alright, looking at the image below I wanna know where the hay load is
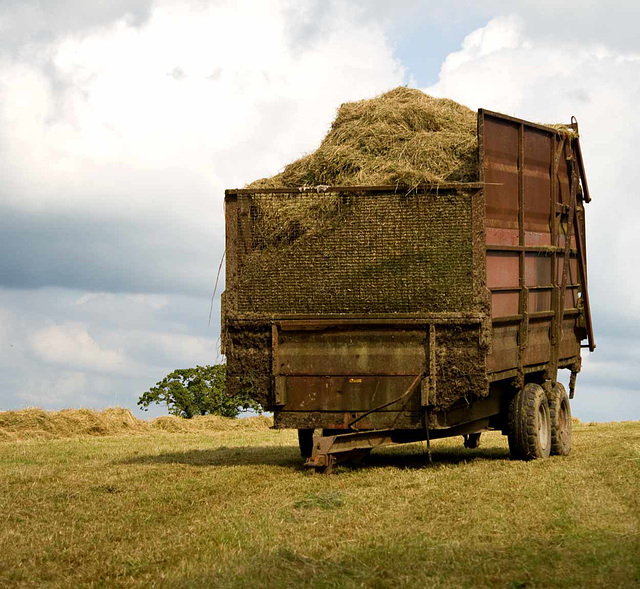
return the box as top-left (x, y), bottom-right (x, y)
top-left (242, 87), bottom-right (479, 257)
top-left (249, 87), bottom-right (478, 189)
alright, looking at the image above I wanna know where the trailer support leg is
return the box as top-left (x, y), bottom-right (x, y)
top-left (425, 409), bottom-right (433, 464)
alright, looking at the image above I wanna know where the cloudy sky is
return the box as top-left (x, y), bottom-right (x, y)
top-left (1, 0), bottom-right (638, 421)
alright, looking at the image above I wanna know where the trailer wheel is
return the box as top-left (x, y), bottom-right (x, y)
top-left (298, 429), bottom-right (314, 458)
top-left (507, 383), bottom-right (551, 460)
top-left (548, 383), bottom-right (572, 456)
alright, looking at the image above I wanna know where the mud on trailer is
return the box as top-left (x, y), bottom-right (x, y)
top-left (221, 110), bottom-right (595, 472)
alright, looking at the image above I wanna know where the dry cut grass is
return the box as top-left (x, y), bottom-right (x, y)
top-left (1, 418), bottom-right (639, 588)
top-left (0, 407), bottom-right (270, 441)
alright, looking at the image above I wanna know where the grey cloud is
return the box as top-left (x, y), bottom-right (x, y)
top-left (0, 209), bottom-right (222, 297)
top-left (0, 286), bottom-right (219, 413)
top-left (490, 0), bottom-right (640, 53)
top-left (359, 0), bottom-right (640, 55)
top-left (168, 66), bottom-right (186, 80)
top-left (0, 0), bottom-right (153, 54)
top-left (570, 385), bottom-right (640, 422)
top-left (0, 0), bottom-right (406, 418)
top-left (564, 88), bottom-right (591, 105)
top-left (554, 327), bottom-right (640, 421)
top-left (207, 67), bottom-right (223, 81)
top-left (282, 1), bottom-right (339, 52)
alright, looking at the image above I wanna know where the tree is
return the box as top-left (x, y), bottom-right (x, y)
top-left (138, 364), bottom-right (261, 418)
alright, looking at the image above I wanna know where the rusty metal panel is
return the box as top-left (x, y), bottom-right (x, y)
top-left (524, 253), bottom-right (552, 286)
top-left (487, 251), bottom-right (519, 288)
top-left (556, 137), bottom-right (573, 207)
top-left (486, 227), bottom-right (519, 246)
top-left (556, 256), bottom-right (578, 284)
top-left (564, 286), bottom-right (579, 310)
top-left (491, 291), bottom-right (519, 317)
top-left (277, 328), bottom-right (427, 376)
top-left (523, 318), bottom-right (551, 365)
top-left (274, 409), bottom-right (423, 431)
top-left (487, 323), bottom-right (519, 373)
top-left (272, 324), bottom-right (427, 417)
top-left (528, 289), bottom-right (552, 313)
top-left (559, 318), bottom-right (580, 359)
top-left (483, 117), bottom-right (519, 230)
top-left (480, 109), bottom-right (593, 380)
top-left (523, 127), bottom-right (552, 242)
top-left (282, 375), bottom-right (423, 412)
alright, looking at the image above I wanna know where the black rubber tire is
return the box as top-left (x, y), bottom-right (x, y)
top-left (507, 383), bottom-right (551, 460)
top-left (298, 429), bottom-right (314, 459)
top-left (463, 433), bottom-right (482, 449)
top-left (548, 382), bottom-right (572, 456)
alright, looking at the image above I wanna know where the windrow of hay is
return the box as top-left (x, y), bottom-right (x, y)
top-left (248, 87), bottom-right (478, 189)
top-left (149, 414), bottom-right (272, 433)
top-left (0, 408), bottom-right (271, 441)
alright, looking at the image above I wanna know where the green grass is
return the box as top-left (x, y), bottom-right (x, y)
top-left (1, 421), bottom-right (639, 588)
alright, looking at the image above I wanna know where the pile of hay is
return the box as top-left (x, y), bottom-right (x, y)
top-left (150, 414), bottom-right (271, 433)
top-left (0, 408), bottom-right (141, 440)
top-left (249, 87), bottom-right (478, 189)
top-left (0, 408), bottom-right (271, 441)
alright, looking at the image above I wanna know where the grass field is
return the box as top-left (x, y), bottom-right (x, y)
top-left (1, 413), bottom-right (639, 588)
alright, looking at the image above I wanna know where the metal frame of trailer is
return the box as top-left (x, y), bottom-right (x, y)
top-left (222, 110), bottom-right (594, 472)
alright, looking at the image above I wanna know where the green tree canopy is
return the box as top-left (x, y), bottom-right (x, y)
top-left (138, 364), bottom-right (261, 418)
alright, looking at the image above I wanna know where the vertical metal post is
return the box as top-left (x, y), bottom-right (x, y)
top-left (425, 323), bottom-right (436, 464)
top-left (569, 368), bottom-right (578, 399)
top-left (516, 123), bottom-right (527, 387)
top-left (425, 407), bottom-right (432, 464)
top-left (547, 135), bottom-right (559, 382)
top-left (556, 155), bottom-right (579, 359)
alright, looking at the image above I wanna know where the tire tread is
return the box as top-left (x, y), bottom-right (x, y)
top-left (508, 383), bottom-right (551, 460)
top-left (547, 382), bottom-right (572, 456)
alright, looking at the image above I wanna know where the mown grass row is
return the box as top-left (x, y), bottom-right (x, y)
top-left (0, 407), bottom-right (270, 441)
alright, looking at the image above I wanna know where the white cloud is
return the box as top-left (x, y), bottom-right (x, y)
top-left (29, 321), bottom-right (129, 374)
top-left (0, 0), bottom-right (404, 225)
top-left (16, 370), bottom-right (88, 407)
top-left (0, 0), bottom-right (405, 301)
top-left (129, 331), bottom-right (217, 368)
top-left (0, 287), bottom-right (215, 411)
top-left (26, 314), bottom-right (214, 380)
top-left (439, 14), bottom-right (524, 75)
top-left (425, 16), bottom-right (640, 321)
top-left (75, 292), bottom-right (170, 310)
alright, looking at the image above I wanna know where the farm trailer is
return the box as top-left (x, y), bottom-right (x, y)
top-left (221, 110), bottom-right (595, 472)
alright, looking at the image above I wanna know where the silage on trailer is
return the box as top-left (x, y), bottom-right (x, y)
top-left (236, 87), bottom-right (484, 316)
top-left (248, 87), bottom-right (479, 189)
